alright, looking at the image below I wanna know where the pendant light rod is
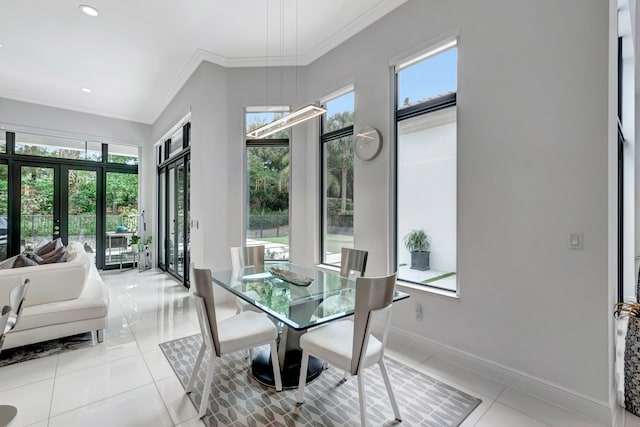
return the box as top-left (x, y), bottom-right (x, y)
top-left (247, 104), bottom-right (326, 139)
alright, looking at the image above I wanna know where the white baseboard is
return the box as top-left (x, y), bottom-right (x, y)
top-left (384, 325), bottom-right (614, 426)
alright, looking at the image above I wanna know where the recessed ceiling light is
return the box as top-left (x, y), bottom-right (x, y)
top-left (79, 5), bottom-right (99, 17)
top-left (81, 87), bottom-right (92, 93)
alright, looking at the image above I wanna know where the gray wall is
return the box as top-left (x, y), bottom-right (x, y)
top-left (151, 0), bottom-right (610, 406)
top-left (304, 0), bottom-right (610, 403)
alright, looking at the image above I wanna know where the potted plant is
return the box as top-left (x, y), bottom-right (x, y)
top-left (615, 302), bottom-right (640, 416)
top-left (130, 235), bottom-right (141, 253)
top-left (403, 229), bottom-right (431, 271)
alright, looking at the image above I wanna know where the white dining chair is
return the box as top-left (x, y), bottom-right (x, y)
top-left (0, 279), bottom-right (30, 426)
top-left (230, 245), bottom-right (265, 314)
top-left (187, 267), bottom-right (282, 418)
top-left (296, 273), bottom-right (401, 426)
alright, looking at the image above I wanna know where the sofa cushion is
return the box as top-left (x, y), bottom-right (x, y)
top-left (0, 248), bottom-right (90, 307)
top-left (13, 254), bottom-right (40, 268)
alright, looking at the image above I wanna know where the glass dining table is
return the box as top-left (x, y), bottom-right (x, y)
top-left (210, 263), bottom-right (410, 389)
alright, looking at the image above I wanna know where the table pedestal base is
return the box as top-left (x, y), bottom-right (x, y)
top-left (252, 349), bottom-right (323, 389)
top-left (0, 405), bottom-right (17, 425)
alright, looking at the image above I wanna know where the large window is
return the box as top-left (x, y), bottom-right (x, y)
top-left (396, 41), bottom-right (458, 291)
top-left (245, 109), bottom-right (290, 261)
top-left (321, 91), bottom-right (354, 266)
top-left (15, 132), bottom-right (102, 161)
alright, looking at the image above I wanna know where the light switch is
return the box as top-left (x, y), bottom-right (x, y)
top-left (569, 232), bottom-right (583, 250)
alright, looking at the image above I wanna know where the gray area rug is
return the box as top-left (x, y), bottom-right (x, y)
top-left (0, 332), bottom-right (96, 367)
top-left (160, 334), bottom-right (481, 427)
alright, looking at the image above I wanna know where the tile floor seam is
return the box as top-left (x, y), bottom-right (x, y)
top-left (472, 397), bottom-right (499, 427)
top-left (144, 345), bottom-right (180, 426)
top-left (46, 355), bottom-right (61, 425)
top-left (498, 385), bottom-right (603, 427)
top-left (47, 382), bottom-right (153, 421)
top-left (53, 352), bottom-right (143, 380)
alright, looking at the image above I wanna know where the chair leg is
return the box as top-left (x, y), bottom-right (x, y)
top-left (186, 343), bottom-right (206, 394)
top-left (357, 373), bottom-right (367, 427)
top-left (295, 350), bottom-right (310, 403)
top-left (199, 353), bottom-right (215, 418)
top-left (379, 359), bottom-right (401, 421)
top-left (96, 329), bottom-right (104, 343)
top-left (270, 341), bottom-right (282, 391)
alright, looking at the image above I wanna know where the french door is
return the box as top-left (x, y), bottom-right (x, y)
top-left (10, 161), bottom-right (103, 265)
top-left (158, 155), bottom-right (190, 287)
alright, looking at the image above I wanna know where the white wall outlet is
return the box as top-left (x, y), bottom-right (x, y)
top-left (569, 232), bottom-right (583, 250)
top-left (415, 302), bottom-right (423, 321)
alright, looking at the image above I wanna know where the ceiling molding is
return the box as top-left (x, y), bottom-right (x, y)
top-left (299, 0), bottom-right (408, 64)
top-left (0, 91), bottom-right (151, 124)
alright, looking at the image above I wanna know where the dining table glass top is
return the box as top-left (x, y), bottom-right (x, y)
top-left (210, 263), bottom-right (409, 331)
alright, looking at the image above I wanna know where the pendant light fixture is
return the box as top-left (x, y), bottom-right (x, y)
top-left (246, 0), bottom-right (326, 139)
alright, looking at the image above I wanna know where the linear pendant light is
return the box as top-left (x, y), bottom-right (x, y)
top-left (246, 104), bottom-right (326, 139)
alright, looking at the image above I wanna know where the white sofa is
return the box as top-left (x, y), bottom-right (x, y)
top-left (0, 242), bottom-right (109, 349)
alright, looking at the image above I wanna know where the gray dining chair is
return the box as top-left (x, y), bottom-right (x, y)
top-left (187, 267), bottom-right (282, 418)
top-left (230, 245), bottom-right (265, 314)
top-left (314, 248), bottom-right (368, 319)
top-left (340, 247), bottom-right (368, 278)
top-left (0, 279), bottom-right (30, 426)
top-left (296, 273), bottom-right (401, 426)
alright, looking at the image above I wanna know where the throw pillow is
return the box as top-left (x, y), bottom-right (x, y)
top-left (35, 238), bottom-right (63, 256)
top-left (13, 254), bottom-right (40, 268)
top-left (26, 253), bottom-right (44, 263)
top-left (0, 255), bottom-right (18, 269)
top-left (38, 247), bottom-right (68, 264)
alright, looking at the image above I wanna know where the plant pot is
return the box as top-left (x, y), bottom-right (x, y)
top-left (625, 317), bottom-right (640, 415)
top-left (410, 251), bottom-right (430, 271)
top-left (131, 245), bottom-right (140, 254)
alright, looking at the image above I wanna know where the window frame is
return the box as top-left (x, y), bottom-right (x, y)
top-left (394, 40), bottom-right (459, 293)
top-left (319, 90), bottom-right (355, 267)
top-left (244, 108), bottom-right (291, 261)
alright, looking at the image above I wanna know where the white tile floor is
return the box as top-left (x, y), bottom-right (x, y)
top-left (0, 268), bottom-right (634, 426)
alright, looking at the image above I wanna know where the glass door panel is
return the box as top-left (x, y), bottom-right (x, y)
top-left (67, 169), bottom-right (97, 263)
top-left (0, 164), bottom-right (7, 261)
top-left (105, 171), bottom-right (138, 267)
top-left (20, 165), bottom-right (56, 252)
top-left (176, 163), bottom-right (184, 277)
top-left (167, 165), bottom-right (176, 273)
top-left (158, 170), bottom-right (166, 269)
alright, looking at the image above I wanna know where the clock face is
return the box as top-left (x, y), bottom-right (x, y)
top-left (354, 127), bottom-right (382, 161)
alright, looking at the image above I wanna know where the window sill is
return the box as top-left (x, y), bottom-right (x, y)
top-left (314, 264), bottom-right (460, 299)
top-left (314, 264), bottom-right (341, 274)
top-left (395, 279), bottom-right (459, 299)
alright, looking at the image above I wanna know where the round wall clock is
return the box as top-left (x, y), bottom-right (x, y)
top-left (354, 127), bottom-right (382, 161)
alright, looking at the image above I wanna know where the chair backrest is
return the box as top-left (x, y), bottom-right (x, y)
top-left (0, 306), bottom-right (11, 353)
top-left (191, 267), bottom-right (222, 357)
top-left (350, 273), bottom-right (396, 375)
top-left (340, 248), bottom-right (368, 278)
top-left (9, 279), bottom-right (29, 329)
top-left (230, 245), bottom-right (265, 270)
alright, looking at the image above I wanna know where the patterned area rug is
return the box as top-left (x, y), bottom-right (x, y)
top-left (0, 332), bottom-right (96, 367)
top-left (160, 334), bottom-right (481, 427)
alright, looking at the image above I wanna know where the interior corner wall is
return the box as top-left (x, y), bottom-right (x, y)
top-left (152, 61), bottom-right (229, 289)
top-left (304, 0), bottom-right (610, 404)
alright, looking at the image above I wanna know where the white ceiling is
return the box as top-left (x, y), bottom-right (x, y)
top-left (0, 0), bottom-right (406, 124)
